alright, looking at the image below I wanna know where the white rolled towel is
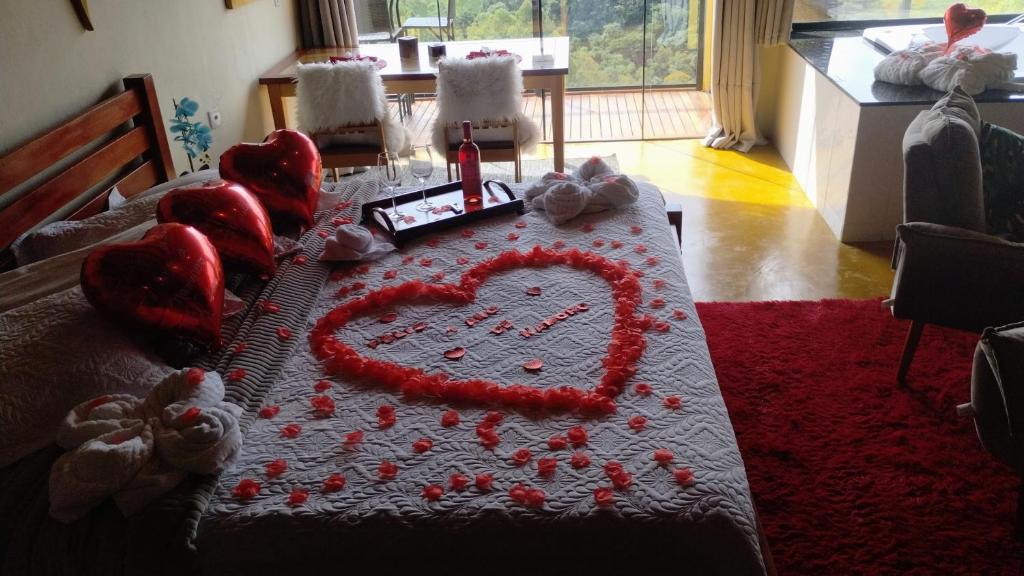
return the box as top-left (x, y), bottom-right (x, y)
top-left (155, 402), bottom-right (242, 475)
top-left (320, 223), bottom-right (396, 261)
top-left (49, 421), bottom-right (156, 523)
top-left (140, 368), bottom-right (225, 419)
top-left (524, 157), bottom-right (639, 224)
top-left (56, 394), bottom-right (144, 450)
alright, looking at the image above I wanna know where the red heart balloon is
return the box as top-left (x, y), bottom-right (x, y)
top-left (309, 247), bottom-right (648, 415)
top-left (81, 223), bottom-right (225, 347)
top-left (219, 129), bottom-right (322, 231)
top-left (945, 3), bottom-right (987, 53)
top-left (156, 179), bottom-right (276, 275)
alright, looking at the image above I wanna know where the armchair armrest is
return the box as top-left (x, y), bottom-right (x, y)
top-left (891, 222), bottom-right (1024, 331)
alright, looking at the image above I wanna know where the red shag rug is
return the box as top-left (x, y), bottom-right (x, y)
top-left (696, 299), bottom-right (1024, 575)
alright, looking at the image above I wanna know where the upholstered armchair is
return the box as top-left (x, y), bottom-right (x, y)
top-left (891, 87), bottom-right (1024, 382)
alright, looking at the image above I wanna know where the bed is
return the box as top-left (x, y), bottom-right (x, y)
top-left (0, 75), bottom-right (771, 575)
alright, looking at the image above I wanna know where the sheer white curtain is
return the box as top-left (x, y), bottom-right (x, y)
top-left (703, 0), bottom-right (794, 152)
top-left (299, 0), bottom-right (360, 48)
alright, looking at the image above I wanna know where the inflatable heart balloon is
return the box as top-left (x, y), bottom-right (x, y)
top-left (945, 3), bottom-right (986, 54)
top-left (156, 179), bottom-right (276, 275)
top-left (81, 223), bottom-right (225, 348)
top-left (219, 129), bottom-right (322, 230)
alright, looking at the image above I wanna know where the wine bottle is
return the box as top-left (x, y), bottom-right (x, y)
top-left (458, 121), bottom-right (483, 210)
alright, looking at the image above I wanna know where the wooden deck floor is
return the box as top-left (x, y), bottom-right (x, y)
top-left (395, 89), bottom-right (711, 146)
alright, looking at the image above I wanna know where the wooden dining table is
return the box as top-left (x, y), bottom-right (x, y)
top-left (258, 37), bottom-right (570, 172)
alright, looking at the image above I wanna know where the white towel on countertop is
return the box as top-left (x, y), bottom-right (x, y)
top-left (320, 223), bottom-right (396, 261)
top-left (48, 368), bottom-right (241, 523)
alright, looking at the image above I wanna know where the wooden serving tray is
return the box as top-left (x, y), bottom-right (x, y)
top-left (361, 180), bottom-right (525, 247)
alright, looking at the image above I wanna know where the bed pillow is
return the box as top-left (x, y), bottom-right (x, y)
top-left (10, 169), bottom-right (220, 266)
top-left (0, 287), bottom-right (174, 468)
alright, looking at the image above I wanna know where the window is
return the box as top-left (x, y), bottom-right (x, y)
top-left (794, 0), bottom-right (1018, 24)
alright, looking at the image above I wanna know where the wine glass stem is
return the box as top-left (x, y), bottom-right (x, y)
top-left (389, 186), bottom-right (399, 214)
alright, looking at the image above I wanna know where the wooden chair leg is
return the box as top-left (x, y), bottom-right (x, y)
top-left (332, 168), bottom-right (340, 182)
top-left (446, 160), bottom-right (453, 182)
top-left (897, 321), bottom-right (925, 384)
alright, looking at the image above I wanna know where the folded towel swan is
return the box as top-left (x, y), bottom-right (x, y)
top-left (49, 368), bottom-right (241, 522)
top-left (523, 157), bottom-right (640, 224)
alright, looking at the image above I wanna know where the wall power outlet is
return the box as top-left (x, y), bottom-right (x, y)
top-left (208, 109), bottom-right (223, 129)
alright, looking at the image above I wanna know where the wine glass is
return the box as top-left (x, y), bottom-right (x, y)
top-left (408, 145), bottom-right (434, 212)
top-left (376, 152), bottom-right (403, 221)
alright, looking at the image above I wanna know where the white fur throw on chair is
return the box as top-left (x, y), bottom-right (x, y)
top-left (296, 61), bottom-right (410, 154)
top-left (431, 56), bottom-right (540, 155)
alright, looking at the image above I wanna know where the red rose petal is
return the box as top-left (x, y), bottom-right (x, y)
top-left (383, 270), bottom-right (398, 280)
top-left (232, 341), bottom-right (247, 355)
top-left (552, 240), bottom-right (566, 249)
top-left (525, 488), bottom-right (546, 507)
top-left (379, 312), bottom-right (398, 323)
top-left (265, 459), bottom-right (288, 477)
top-left (537, 457), bottom-right (557, 478)
top-left (314, 380), bottom-right (332, 392)
top-left (634, 244), bottom-right (647, 254)
top-left (422, 484), bottom-right (444, 501)
top-left (567, 426), bottom-right (588, 448)
top-left (449, 473), bottom-right (470, 491)
top-left (292, 254), bottom-right (308, 265)
top-left (378, 460), bottom-right (398, 481)
top-left (630, 225), bottom-right (643, 235)
top-left (514, 221), bottom-right (527, 229)
top-left (227, 368), bottom-right (247, 382)
top-left (441, 410), bottom-right (460, 427)
top-left (484, 411), bottom-right (504, 425)
top-left (475, 473), bottom-right (494, 491)
top-left (570, 452), bottom-right (591, 469)
top-left (457, 256), bottom-right (470, 265)
top-left (310, 395), bottom-right (336, 418)
top-left (594, 486), bottom-right (615, 507)
top-left (186, 368), bottom-right (205, 387)
top-left (444, 347), bottom-right (466, 360)
top-left (653, 448), bottom-right (674, 464)
top-left (628, 415), bottom-right (647, 431)
top-left (581, 223), bottom-right (595, 233)
top-left (276, 326), bottom-right (292, 340)
top-left (323, 474), bottom-right (346, 493)
top-left (634, 383), bottom-right (652, 396)
top-left (673, 309), bottom-right (688, 320)
top-left (426, 238), bottom-right (441, 248)
top-left (259, 405), bottom-right (280, 419)
top-left (664, 396), bottom-right (682, 410)
top-left (523, 359), bottom-right (544, 372)
top-left (280, 423), bottom-right (302, 438)
top-left (525, 286), bottom-right (542, 296)
top-left (180, 406), bottom-right (202, 425)
top-left (645, 256), bottom-right (660, 266)
top-left (318, 230), bottom-right (329, 239)
top-left (402, 255), bottom-right (415, 265)
top-left (674, 467), bottom-right (696, 487)
top-left (649, 298), bottom-right (666, 309)
top-left (412, 438), bottom-right (434, 453)
top-left (377, 404), bottom-right (396, 429)
top-left (474, 241), bottom-right (488, 250)
top-left (232, 478), bottom-right (261, 500)
top-left (511, 448), bottom-right (533, 466)
top-left (288, 488), bottom-right (309, 506)
top-left (419, 258), bottom-right (432, 267)
top-left (610, 240), bottom-right (624, 249)
top-left (507, 233), bottom-right (520, 241)
top-left (431, 271), bottom-right (445, 282)
top-left (461, 229), bottom-right (475, 238)
top-left (343, 430), bottom-right (364, 448)
top-left (548, 435), bottom-right (568, 450)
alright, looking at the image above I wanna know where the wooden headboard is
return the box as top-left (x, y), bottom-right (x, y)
top-left (0, 74), bottom-right (175, 268)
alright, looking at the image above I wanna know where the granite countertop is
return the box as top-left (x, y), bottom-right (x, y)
top-left (788, 30), bottom-right (1024, 106)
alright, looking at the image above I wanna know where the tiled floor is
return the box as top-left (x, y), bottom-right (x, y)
top-left (524, 139), bottom-right (895, 302)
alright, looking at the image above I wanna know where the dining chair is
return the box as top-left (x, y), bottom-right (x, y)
top-left (431, 55), bottom-right (540, 183)
top-left (357, 0), bottom-right (401, 44)
top-left (296, 61), bottom-right (410, 180)
top-left (397, 0), bottom-right (455, 41)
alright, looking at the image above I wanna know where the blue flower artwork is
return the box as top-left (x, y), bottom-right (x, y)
top-left (170, 97), bottom-right (213, 173)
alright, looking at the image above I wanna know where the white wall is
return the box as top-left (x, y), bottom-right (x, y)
top-left (0, 0), bottom-right (299, 175)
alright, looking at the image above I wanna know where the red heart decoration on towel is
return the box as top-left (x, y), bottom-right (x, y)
top-left (310, 246), bottom-right (649, 415)
top-left (156, 179), bottom-right (276, 275)
top-left (81, 223), bottom-right (225, 347)
top-left (945, 3), bottom-right (987, 53)
top-left (219, 129), bottom-right (322, 231)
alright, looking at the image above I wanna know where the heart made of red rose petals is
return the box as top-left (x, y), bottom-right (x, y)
top-left (310, 246), bottom-right (648, 415)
